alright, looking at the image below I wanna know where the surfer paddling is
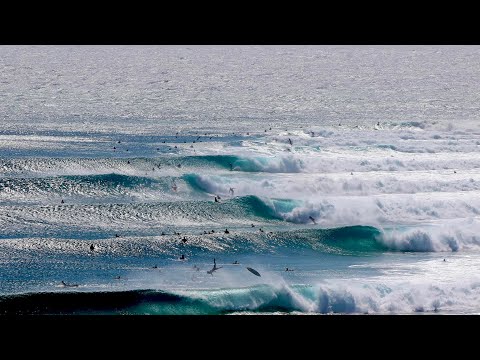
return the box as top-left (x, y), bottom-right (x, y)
top-left (207, 258), bottom-right (222, 275)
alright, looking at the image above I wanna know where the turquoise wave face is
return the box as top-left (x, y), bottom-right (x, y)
top-left (0, 285), bottom-right (348, 315)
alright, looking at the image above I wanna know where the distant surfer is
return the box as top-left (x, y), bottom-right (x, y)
top-left (259, 228), bottom-right (264, 233)
top-left (114, 276), bottom-right (121, 280)
top-left (251, 224), bottom-right (255, 227)
top-left (180, 254), bottom-right (185, 260)
top-left (182, 236), bottom-right (187, 243)
top-left (172, 181), bottom-right (178, 192)
top-left (61, 199), bottom-right (64, 204)
top-left (309, 216), bottom-right (317, 225)
top-left (90, 244), bottom-right (94, 252)
top-left (285, 267), bottom-right (294, 272)
top-left (115, 234), bottom-right (120, 238)
top-left (214, 196), bottom-right (219, 203)
top-left (233, 260), bottom-right (239, 265)
top-left (288, 138), bottom-right (293, 146)
top-left (61, 281), bottom-right (78, 288)
top-left (152, 265), bottom-right (158, 269)
top-left (443, 258), bottom-right (446, 262)
top-left (229, 187), bottom-right (235, 196)
top-left (224, 229), bottom-right (230, 234)
top-left (207, 258), bottom-right (222, 275)
top-left (229, 163), bottom-right (233, 171)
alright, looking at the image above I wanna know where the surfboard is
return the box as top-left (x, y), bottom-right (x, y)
top-left (246, 267), bottom-right (261, 277)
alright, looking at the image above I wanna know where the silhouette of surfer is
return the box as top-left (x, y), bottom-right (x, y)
top-left (90, 244), bottom-right (94, 252)
top-left (61, 199), bottom-right (64, 204)
top-left (61, 281), bottom-right (78, 288)
top-left (224, 229), bottom-right (230, 234)
top-left (214, 196), bottom-right (219, 203)
top-left (180, 254), bottom-right (185, 260)
top-left (309, 216), bottom-right (316, 224)
top-left (229, 187), bottom-right (235, 196)
top-left (207, 258), bottom-right (222, 275)
top-left (233, 260), bottom-right (239, 265)
top-left (285, 267), bottom-right (294, 272)
top-left (182, 236), bottom-right (187, 243)
top-left (229, 163), bottom-right (233, 171)
top-left (288, 138), bottom-right (293, 146)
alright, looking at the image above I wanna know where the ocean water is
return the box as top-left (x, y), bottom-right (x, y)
top-left (1, 45), bottom-right (480, 315)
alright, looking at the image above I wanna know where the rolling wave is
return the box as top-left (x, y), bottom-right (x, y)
top-left (5, 223), bottom-right (475, 255)
top-left (3, 277), bottom-right (480, 314)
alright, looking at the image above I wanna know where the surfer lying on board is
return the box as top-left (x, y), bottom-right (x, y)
top-left (61, 281), bottom-right (79, 287)
top-left (207, 258), bottom-right (222, 275)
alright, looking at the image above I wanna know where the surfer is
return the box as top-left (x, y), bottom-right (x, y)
top-left (214, 196), bottom-right (219, 203)
top-left (90, 244), bottom-right (94, 252)
top-left (251, 224), bottom-right (255, 227)
top-left (180, 254), bottom-right (185, 260)
top-left (229, 187), bottom-right (235, 196)
top-left (207, 258), bottom-right (222, 275)
top-left (172, 181), bottom-right (177, 192)
top-left (61, 281), bottom-right (78, 288)
top-left (114, 276), bottom-right (121, 280)
top-left (61, 199), bottom-right (64, 204)
top-left (233, 260), bottom-right (239, 265)
top-left (229, 163), bottom-right (233, 171)
top-left (309, 216), bottom-right (317, 225)
top-left (161, 232), bottom-right (165, 236)
top-left (259, 228), bottom-right (264, 233)
top-left (288, 138), bottom-right (293, 146)
top-left (285, 267), bottom-right (294, 272)
top-left (182, 236), bottom-right (187, 243)
top-left (224, 229), bottom-right (229, 234)
top-left (115, 234), bottom-right (120, 238)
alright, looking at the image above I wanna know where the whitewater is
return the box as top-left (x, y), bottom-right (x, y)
top-left (1, 45), bottom-right (480, 314)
